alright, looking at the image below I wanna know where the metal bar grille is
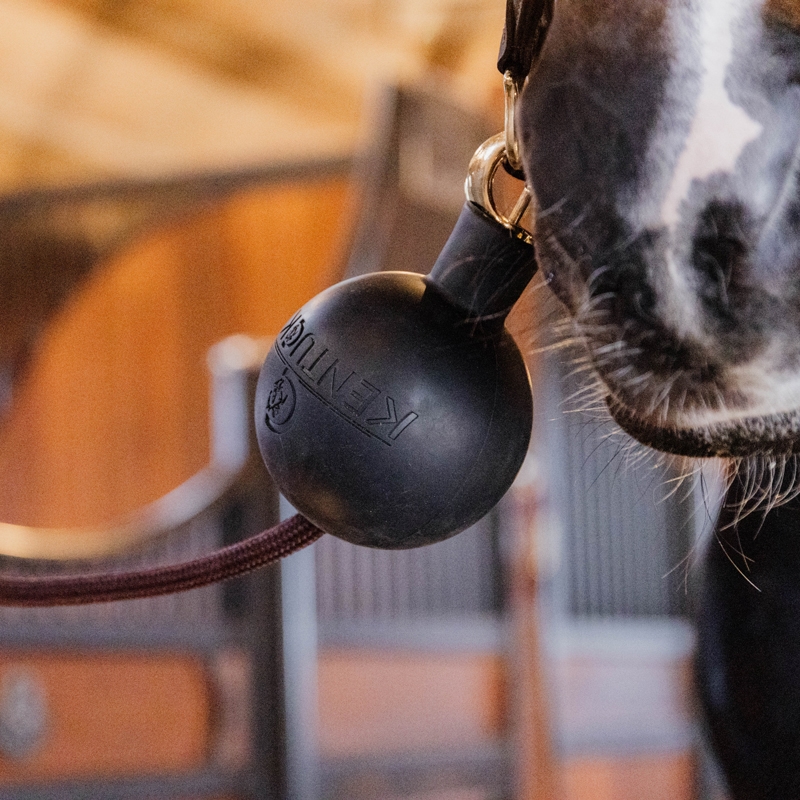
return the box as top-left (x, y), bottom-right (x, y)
top-left (542, 352), bottom-right (694, 619)
top-left (315, 512), bottom-right (504, 626)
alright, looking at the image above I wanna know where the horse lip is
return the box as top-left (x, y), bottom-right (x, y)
top-left (605, 396), bottom-right (800, 458)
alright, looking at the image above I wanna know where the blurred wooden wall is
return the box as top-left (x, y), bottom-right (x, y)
top-left (0, 176), bottom-right (352, 528)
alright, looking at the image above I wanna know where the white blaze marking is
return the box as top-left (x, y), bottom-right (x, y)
top-left (659, 0), bottom-right (763, 228)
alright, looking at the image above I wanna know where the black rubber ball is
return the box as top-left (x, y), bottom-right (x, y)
top-left (255, 271), bottom-right (532, 549)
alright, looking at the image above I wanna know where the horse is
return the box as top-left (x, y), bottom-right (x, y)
top-left (517, 1), bottom-right (800, 796)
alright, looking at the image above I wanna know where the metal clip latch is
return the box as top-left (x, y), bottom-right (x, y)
top-left (465, 133), bottom-right (532, 245)
top-left (464, 71), bottom-right (532, 245)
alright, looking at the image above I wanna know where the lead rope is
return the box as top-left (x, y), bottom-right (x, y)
top-left (0, 514), bottom-right (323, 606)
top-left (0, 0), bottom-right (551, 607)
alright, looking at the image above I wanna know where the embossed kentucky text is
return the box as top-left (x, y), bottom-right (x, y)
top-left (276, 314), bottom-right (419, 445)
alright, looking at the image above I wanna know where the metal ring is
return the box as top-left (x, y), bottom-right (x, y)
top-left (465, 133), bottom-right (507, 220)
top-left (465, 133), bottom-right (533, 244)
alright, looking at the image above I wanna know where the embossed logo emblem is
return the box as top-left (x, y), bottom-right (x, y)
top-left (264, 370), bottom-right (296, 433)
top-left (281, 316), bottom-right (305, 347)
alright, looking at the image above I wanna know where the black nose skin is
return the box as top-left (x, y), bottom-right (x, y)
top-left (690, 199), bottom-right (750, 321)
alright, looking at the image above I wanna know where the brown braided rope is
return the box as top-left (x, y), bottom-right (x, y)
top-left (0, 514), bottom-right (324, 606)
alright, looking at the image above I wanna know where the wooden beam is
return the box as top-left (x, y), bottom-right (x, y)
top-left (0, 0), bottom-right (503, 190)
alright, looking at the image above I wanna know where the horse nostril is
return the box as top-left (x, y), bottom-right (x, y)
top-left (595, 262), bottom-right (660, 329)
top-left (692, 236), bottom-right (743, 308)
top-left (631, 285), bottom-right (657, 324)
top-left (691, 199), bottom-right (749, 311)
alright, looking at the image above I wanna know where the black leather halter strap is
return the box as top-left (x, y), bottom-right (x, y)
top-left (498, 0), bottom-right (554, 83)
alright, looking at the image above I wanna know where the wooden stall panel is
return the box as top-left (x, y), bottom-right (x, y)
top-left (0, 653), bottom-right (211, 783)
top-left (317, 649), bottom-right (507, 758)
top-left (562, 753), bottom-right (696, 800)
top-left (0, 178), bottom-right (351, 528)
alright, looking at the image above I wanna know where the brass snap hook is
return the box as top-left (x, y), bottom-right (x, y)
top-left (465, 133), bottom-right (532, 245)
top-left (463, 71), bottom-right (532, 244)
top-left (503, 70), bottom-right (523, 175)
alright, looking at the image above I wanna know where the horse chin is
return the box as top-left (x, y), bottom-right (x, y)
top-left (606, 396), bottom-right (800, 459)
